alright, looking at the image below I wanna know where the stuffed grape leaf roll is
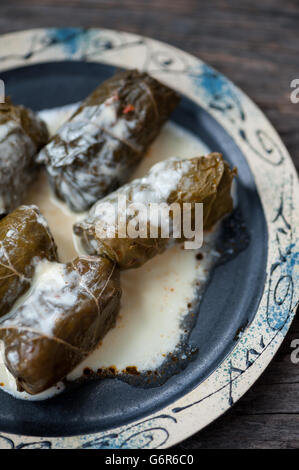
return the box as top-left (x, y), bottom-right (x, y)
top-left (74, 153), bottom-right (236, 270)
top-left (0, 205), bottom-right (58, 318)
top-left (0, 99), bottom-right (48, 215)
top-left (37, 69), bottom-right (180, 212)
top-left (0, 255), bottom-right (121, 394)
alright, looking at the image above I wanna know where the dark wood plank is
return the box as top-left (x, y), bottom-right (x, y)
top-left (178, 414), bottom-right (299, 449)
top-left (0, 0), bottom-right (298, 449)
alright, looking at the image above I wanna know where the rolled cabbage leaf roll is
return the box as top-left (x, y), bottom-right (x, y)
top-left (0, 205), bottom-right (57, 318)
top-left (0, 255), bottom-right (121, 394)
top-left (74, 153), bottom-right (236, 269)
top-left (0, 99), bottom-right (48, 214)
top-left (37, 69), bottom-right (180, 212)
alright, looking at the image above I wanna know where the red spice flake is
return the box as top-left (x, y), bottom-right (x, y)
top-left (123, 104), bottom-right (135, 114)
top-left (0, 383), bottom-right (4, 387)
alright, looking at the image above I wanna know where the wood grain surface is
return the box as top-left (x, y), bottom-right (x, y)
top-left (0, 0), bottom-right (298, 449)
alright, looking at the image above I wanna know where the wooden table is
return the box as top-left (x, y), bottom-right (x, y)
top-left (0, 0), bottom-right (298, 449)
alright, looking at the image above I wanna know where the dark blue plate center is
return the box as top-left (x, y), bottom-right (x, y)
top-left (0, 62), bottom-right (267, 437)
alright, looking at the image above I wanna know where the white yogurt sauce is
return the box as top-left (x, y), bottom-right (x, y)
top-left (0, 104), bottom-right (220, 400)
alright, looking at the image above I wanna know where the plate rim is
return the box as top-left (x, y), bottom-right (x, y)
top-left (0, 27), bottom-right (298, 450)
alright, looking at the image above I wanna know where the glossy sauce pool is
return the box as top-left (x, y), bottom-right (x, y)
top-left (0, 105), bottom-right (221, 400)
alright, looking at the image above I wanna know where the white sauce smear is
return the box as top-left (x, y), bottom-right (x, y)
top-left (0, 103), bottom-right (219, 400)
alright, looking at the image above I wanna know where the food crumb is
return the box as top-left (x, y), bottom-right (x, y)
top-left (123, 366), bottom-right (140, 376)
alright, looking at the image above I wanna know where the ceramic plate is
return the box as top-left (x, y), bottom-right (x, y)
top-left (0, 28), bottom-right (298, 449)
